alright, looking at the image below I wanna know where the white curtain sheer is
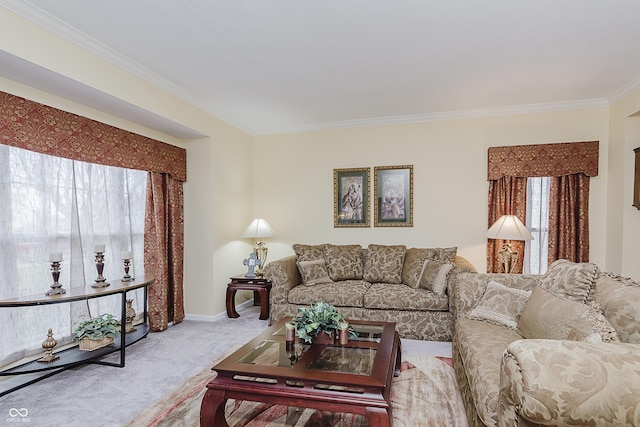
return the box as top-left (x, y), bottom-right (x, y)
top-left (524, 177), bottom-right (550, 275)
top-left (0, 145), bottom-right (146, 367)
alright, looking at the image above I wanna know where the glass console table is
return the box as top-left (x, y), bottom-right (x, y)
top-left (0, 275), bottom-right (154, 396)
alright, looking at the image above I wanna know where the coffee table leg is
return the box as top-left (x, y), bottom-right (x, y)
top-left (200, 389), bottom-right (229, 427)
top-left (365, 406), bottom-right (391, 427)
top-left (225, 287), bottom-right (239, 318)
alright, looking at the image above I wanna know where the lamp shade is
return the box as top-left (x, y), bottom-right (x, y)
top-left (486, 215), bottom-right (533, 241)
top-left (241, 218), bottom-right (275, 239)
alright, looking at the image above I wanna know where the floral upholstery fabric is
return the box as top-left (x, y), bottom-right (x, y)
top-left (455, 318), bottom-right (523, 427)
top-left (597, 273), bottom-right (640, 344)
top-left (401, 247), bottom-right (458, 288)
top-left (292, 243), bottom-right (325, 261)
top-left (364, 283), bottom-right (449, 311)
top-left (323, 244), bottom-right (364, 281)
top-left (500, 340), bottom-right (640, 426)
top-left (287, 280), bottom-right (370, 307)
top-left (296, 259), bottom-right (333, 286)
top-left (419, 260), bottom-right (454, 296)
top-left (468, 280), bottom-right (531, 330)
top-left (539, 259), bottom-right (600, 303)
top-left (517, 287), bottom-right (619, 342)
top-left (362, 308), bottom-right (455, 341)
top-left (363, 244), bottom-right (406, 284)
top-left (453, 269), bottom-right (639, 427)
top-left (263, 255), bottom-right (301, 305)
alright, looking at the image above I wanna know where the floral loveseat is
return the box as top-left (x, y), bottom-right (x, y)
top-left (263, 243), bottom-right (476, 341)
top-left (451, 260), bottom-right (640, 426)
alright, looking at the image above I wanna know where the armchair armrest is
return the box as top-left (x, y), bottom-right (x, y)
top-left (499, 339), bottom-right (640, 427)
top-left (263, 255), bottom-right (301, 305)
top-left (451, 273), bottom-right (540, 320)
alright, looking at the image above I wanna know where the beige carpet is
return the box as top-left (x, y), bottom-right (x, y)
top-left (126, 348), bottom-right (468, 427)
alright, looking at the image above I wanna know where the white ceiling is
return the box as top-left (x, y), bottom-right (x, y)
top-left (2, 0), bottom-right (640, 136)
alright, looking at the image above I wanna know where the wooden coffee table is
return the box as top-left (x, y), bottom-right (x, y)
top-left (200, 317), bottom-right (401, 426)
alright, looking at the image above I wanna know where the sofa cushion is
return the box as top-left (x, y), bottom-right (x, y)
top-left (419, 260), bottom-right (454, 296)
top-left (468, 280), bottom-right (532, 330)
top-left (518, 287), bottom-right (619, 342)
top-left (292, 243), bottom-right (325, 261)
top-left (364, 283), bottom-right (449, 311)
top-left (539, 259), bottom-right (600, 303)
top-left (287, 280), bottom-right (370, 307)
top-left (456, 318), bottom-right (523, 427)
top-left (323, 244), bottom-right (364, 281)
top-left (363, 244), bottom-right (406, 284)
top-left (297, 259), bottom-right (333, 286)
top-left (596, 273), bottom-right (640, 344)
top-left (401, 247), bottom-right (458, 287)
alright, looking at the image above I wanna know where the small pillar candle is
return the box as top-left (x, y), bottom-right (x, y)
top-left (94, 244), bottom-right (105, 253)
top-left (285, 321), bottom-right (295, 342)
top-left (339, 321), bottom-right (349, 345)
top-left (121, 251), bottom-right (132, 260)
top-left (48, 252), bottom-right (63, 262)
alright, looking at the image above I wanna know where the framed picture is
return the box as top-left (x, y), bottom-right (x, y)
top-left (374, 165), bottom-right (413, 227)
top-left (334, 167), bottom-right (370, 227)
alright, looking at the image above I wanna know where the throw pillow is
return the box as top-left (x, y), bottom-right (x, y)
top-left (323, 244), bottom-right (364, 281)
top-left (418, 260), bottom-right (454, 296)
top-left (297, 259), bottom-right (333, 286)
top-left (468, 280), bottom-right (532, 330)
top-left (517, 287), bottom-right (619, 342)
top-left (363, 244), bottom-right (406, 284)
top-left (401, 247), bottom-right (458, 288)
top-left (539, 259), bottom-right (600, 303)
top-left (292, 244), bottom-right (325, 262)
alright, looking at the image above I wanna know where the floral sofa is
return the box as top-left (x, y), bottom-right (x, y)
top-left (451, 260), bottom-right (640, 427)
top-left (263, 243), bottom-right (476, 341)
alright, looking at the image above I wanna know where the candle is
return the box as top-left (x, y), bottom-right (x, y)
top-left (339, 321), bottom-right (349, 345)
top-left (48, 252), bottom-right (63, 262)
top-left (285, 321), bottom-right (295, 342)
top-left (94, 244), bottom-right (105, 253)
top-left (121, 251), bottom-right (132, 260)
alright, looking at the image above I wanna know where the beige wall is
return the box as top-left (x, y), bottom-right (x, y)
top-left (609, 90), bottom-right (640, 277)
top-left (253, 109), bottom-right (611, 273)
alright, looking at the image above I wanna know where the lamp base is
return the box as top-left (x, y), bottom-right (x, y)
top-left (254, 241), bottom-right (268, 277)
top-left (497, 242), bottom-right (519, 273)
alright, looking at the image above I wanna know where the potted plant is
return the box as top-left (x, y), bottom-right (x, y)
top-left (74, 313), bottom-right (120, 351)
top-left (295, 301), bottom-right (358, 344)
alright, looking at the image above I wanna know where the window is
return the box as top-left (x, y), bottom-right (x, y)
top-left (524, 177), bottom-right (550, 274)
top-left (0, 145), bottom-right (146, 366)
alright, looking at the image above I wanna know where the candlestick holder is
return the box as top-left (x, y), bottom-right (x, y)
top-left (45, 261), bottom-right (66, 296)
top-left (91, 251), bottom-right (110, 288)
top-left (122, 258), bottom-right (134, 282)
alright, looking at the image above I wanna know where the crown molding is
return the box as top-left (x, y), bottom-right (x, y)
top-left (608, 75), bottom-right (640, 106)
top-left (258, 99), bottom-right (610, 135)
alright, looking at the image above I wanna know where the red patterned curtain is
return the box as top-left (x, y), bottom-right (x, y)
top-left (487, 177), bottom-right (528, 273)
top-left (0, 91), bottom-right (186, 331)
top-left (487, 141), bottom-right (598, 273)
top-left (548, 174), bottom-right (591, 263)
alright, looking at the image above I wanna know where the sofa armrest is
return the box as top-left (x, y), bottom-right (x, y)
top-left (451, 273), bottom-right (540, 320)
top-left (263, 255), bottom-right (301, 305)
top-left (499, 339), bottom-right (640, 427)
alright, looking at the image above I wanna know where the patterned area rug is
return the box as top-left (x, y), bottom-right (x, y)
top-left (126, 352), bottom-right (468, 427)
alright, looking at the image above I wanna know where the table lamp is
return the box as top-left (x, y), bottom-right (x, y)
top-left (242, 218), bottom-right (275, 277)
top-left (486, 214), bottom-right (533, 273)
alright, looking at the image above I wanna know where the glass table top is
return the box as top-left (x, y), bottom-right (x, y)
top-left (237, 321), bottom-right (384, 376)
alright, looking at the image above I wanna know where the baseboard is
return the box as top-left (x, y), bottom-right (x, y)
top-left (184, 299), bottom-right (254, 323)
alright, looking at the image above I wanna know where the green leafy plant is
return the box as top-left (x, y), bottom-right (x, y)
top-left (295, 301), bottom-right (358, 343)
top-left (73, 313), bottom-right (120, 341)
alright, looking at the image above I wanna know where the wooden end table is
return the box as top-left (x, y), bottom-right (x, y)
top-left (225, 276), bottom-right (272, 320)
top-left (200, 317), bottom-right (401, 426)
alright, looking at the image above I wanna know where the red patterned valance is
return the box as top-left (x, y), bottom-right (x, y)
top-left (488, 141), bottom-right (598, 180)
top-left (0, 91), bottom-right (186, 182)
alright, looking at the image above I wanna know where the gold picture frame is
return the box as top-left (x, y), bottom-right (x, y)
top-left (334, 167), bottom-right (370, 227)
top-left (374, 165), bottom-right (413, 227)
